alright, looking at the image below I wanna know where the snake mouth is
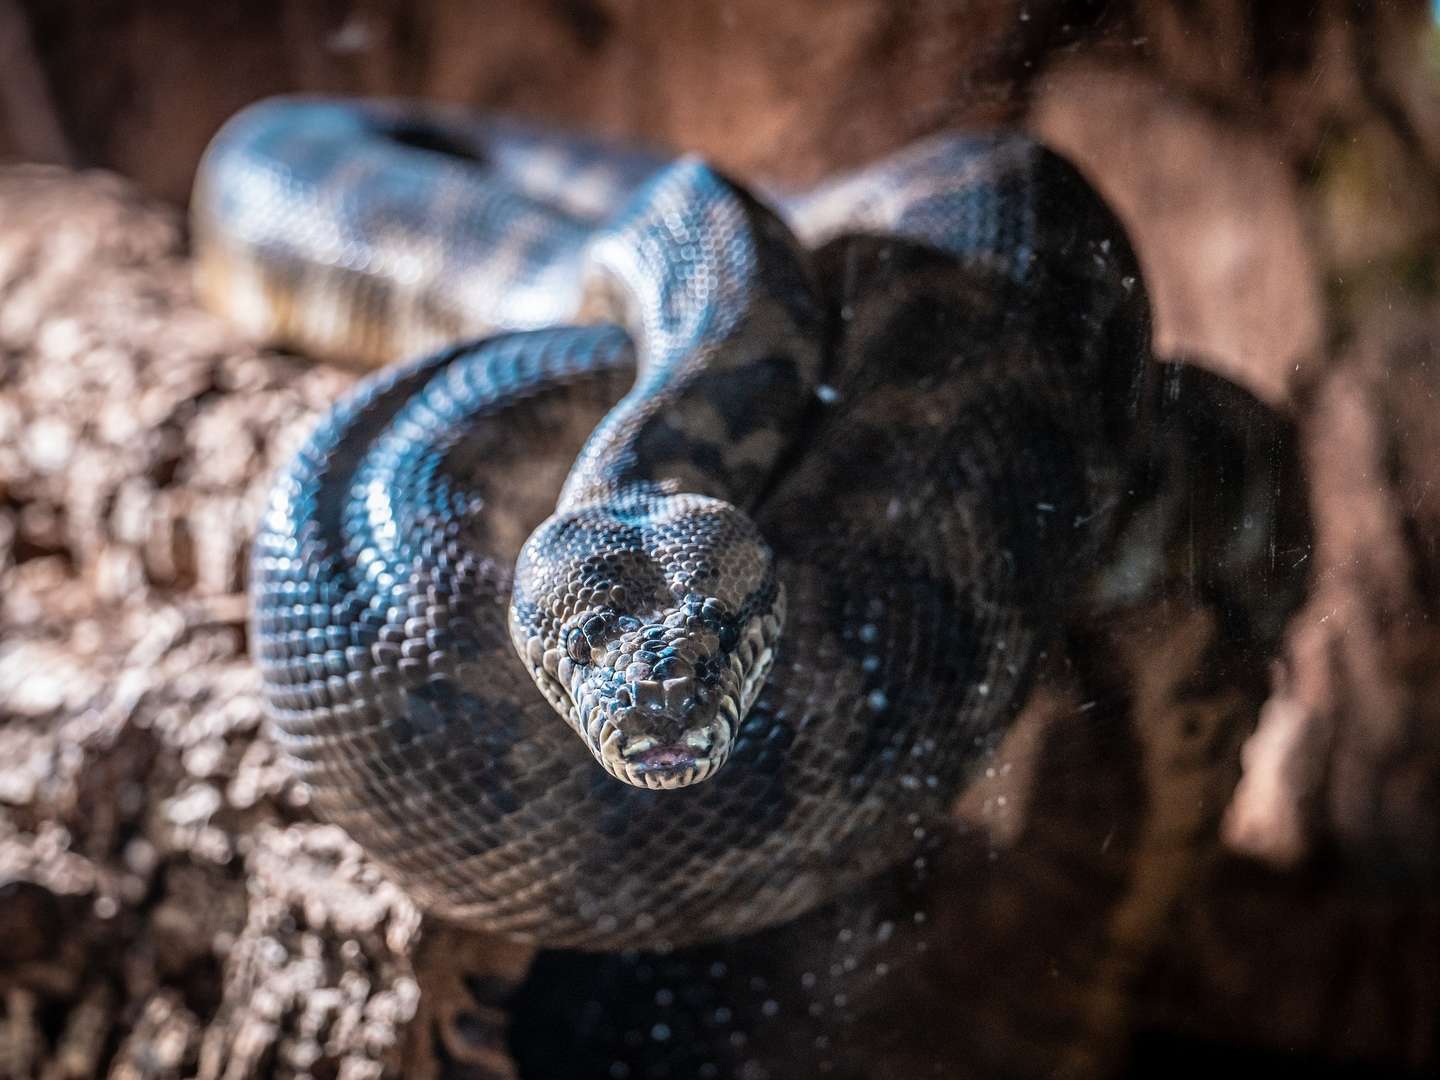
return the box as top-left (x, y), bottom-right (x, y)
top-left (511, 598), bottom-right (782, 791)
top-left (518, 650), bottom-right (739, 789)
top-left (598, 707), bottom-right (732, 789)
top-left (617, 742), bottom-right (717, 789)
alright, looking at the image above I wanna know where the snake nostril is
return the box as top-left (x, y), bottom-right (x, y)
top-left (651, 656), bottom-right (693, 680)
top-left (661, 676), bottom-right (696, 711)
top-left (633, 681), bottom-right (664, 708)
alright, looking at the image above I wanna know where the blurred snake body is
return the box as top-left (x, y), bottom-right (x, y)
top-left (194, 98), bottom-right (1152, 948)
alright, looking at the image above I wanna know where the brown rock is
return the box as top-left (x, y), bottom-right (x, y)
top-left (1030, 63), bottom-right (1323, 404)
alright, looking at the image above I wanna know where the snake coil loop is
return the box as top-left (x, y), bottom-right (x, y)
top-left (197, 97), bottom-right (1153, 948)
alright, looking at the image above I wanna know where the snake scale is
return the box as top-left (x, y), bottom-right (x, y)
top-left (193, 97), bottom-right (1153, 950)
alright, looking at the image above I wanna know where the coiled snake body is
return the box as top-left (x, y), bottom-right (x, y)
top-left (196, 98), bottom-right (1152, 948)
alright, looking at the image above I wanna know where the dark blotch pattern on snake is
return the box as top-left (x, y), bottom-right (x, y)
top-left (196, 97), bottom-right (1153, 948)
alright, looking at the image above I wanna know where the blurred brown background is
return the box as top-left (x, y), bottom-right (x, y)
top-left (6, 0), bottom-right (1434, 396)
top-left (1, 2), bottom-right (1438, 1078)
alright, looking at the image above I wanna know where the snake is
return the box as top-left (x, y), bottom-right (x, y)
top-left (193, 97), bottom-right (1153, 950)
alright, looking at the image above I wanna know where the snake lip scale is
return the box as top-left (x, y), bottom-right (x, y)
top-left (205, 96), bottom-right (1154, 947)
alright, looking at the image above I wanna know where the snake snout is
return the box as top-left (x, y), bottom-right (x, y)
top-left (510, 497), bottom-right (787, 791)
top-left (600, 676), bottom-right (734, 789)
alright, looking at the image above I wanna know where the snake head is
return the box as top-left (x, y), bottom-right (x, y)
top-left (509, 493), bottom-right (784, 790)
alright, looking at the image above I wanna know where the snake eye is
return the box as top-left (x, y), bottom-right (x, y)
top-left (566, 627), bottom-right (591, 664)
top-left (718, 622), bottom-right (739, 652)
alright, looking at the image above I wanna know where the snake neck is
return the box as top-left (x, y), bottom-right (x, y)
top-left (559, 158), bottom-right (826, 512)
top-left (511, 161), bottom-right (823, 788)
